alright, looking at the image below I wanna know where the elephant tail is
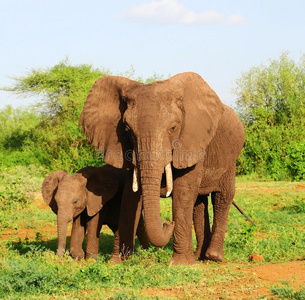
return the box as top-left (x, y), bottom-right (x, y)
top-left (232, 201), bottom-right (256, 226)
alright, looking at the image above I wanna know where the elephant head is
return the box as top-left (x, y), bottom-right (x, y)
top-left (41, 166), bottom-right (119, 256)
top-left (79, 72), bottom-right (224, 247)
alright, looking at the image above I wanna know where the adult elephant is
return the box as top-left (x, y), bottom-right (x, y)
top-left (79, 72), bottom-right (245, 265)
top-left (42, 165), bottom-right (149, 260)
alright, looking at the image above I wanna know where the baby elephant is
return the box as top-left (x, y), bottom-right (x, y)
top-left (42, 165), bottom-right (149, 260)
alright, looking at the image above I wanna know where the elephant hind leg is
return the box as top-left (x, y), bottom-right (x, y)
top-left (193, 194), bottom-right (211, 260)
top-left (205, 167), bottom-right (236, 262)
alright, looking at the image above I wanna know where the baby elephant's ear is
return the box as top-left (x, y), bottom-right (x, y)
top-left (86, 173), bottom-right (120, 217)
top-left (42, 170), bottom-right (68, 214)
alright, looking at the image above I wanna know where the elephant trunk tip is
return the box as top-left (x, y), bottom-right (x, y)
top-left (149, 220), bottom-right (175, 247)
top-left (163, 220), bottom-right (175, 233)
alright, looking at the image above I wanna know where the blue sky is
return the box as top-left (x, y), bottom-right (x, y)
top-left (1, 0), bottom-right (305, 109)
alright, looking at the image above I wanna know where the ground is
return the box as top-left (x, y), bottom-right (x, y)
top-left (2, 223), bottom-right (304, 299)
top-left (1, 182), bottom-right (305, 299)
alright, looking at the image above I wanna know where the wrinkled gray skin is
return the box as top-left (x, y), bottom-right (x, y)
top-left (42, 165), bottom-right (149, 260)
top-left (79, 72), bottom-right (245, 265)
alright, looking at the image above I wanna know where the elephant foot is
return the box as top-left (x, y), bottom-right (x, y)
top-left (56, 248), bottom-right (65, 257)
top-left (195, 253), bottom-right (206, 262)
top-left (205, 247), bottom-right (224, 262)
top-left (194, 250), bottom-right (206, 261)
top-left (69, 248), bottom-right (85, 260)
top-left (194, 246), bottom-right (209, 261)
top-left (85, 252), bottom-right (98, 261)
top-left (170, 252), bottom-right (197, 266)
top-left (109, 254), bottom-right (122, 265)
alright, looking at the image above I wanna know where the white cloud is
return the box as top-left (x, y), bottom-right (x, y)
top-left (224, 14), bottom-right (247, 26)
top-left (119, 0), bottom-right (246, 26)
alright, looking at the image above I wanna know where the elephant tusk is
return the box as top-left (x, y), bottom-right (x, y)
top-left (165, 163), bottom-right (173, 197)
top-left (132, 167), bottom-right (139, 193)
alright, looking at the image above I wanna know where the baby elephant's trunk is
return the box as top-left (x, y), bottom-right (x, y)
top-left (56, 212), bottom-right (69, 257)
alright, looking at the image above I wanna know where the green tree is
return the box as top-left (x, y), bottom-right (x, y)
top-left (1, 60), bottom-right (166, 172)
top-left (235, 52), bottom-right (305, 126)
top-left (234, 52), bottom-right (305, 180)
top-left (2, 60), bottom-right (109, 171)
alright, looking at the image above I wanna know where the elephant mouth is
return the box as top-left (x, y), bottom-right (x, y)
top-left (132, 163), bottom-right (173, 197)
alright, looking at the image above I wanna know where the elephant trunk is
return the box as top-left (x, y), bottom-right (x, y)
top-left (140, 162), bottom-right (174, 247)
top-left (56, 212), bottom-right (70, 257)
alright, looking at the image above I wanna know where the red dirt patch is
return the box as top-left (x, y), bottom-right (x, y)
top-left (294, 183), bottom-right (305, 192)
top-left (1, 225), bottom-right (59, 241)
top-left (237, 261), bottom-right (305, 299)
top-left (253, 261), bottom-right (305, 287)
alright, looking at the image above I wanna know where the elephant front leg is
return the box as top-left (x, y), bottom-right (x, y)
top-left (171, 165), bottom-right (202, 265)
top-left (85, 211), bottom-right (103, 260)
top-left (111, 178), bottom-right (142, 263)
top-left (193, 195), bottom-right (211, 260)
top-left (69, 214), bottom-right (86, 260)
top-left (110, 229), bottom-right (123, 265)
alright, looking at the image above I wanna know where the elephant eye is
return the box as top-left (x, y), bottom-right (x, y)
top-left (73, 199), bottom-right (78, 204)
top-left (169, 124), bottom-right (177, 133)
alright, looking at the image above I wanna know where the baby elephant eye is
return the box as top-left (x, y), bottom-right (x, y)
top-left (73, 199), bottom-right (78, 204)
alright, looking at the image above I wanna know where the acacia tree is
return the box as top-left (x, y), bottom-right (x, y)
top-left (2, 60), bottom-right (109, 171)
top-left (234, 52), bottom-right (305, 180)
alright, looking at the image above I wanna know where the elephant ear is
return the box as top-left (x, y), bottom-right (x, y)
top-left (84, 167), bottom-right (120, 217)
top-left (41, 170), bottom-right (68, 214)
top-left (79, 76), bottom-right (143, 169)
top-left (169, 72), bottom-right (225, 169)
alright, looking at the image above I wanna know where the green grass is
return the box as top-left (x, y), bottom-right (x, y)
top-left (225, 178), bottom-right (305, 263)
top-left (0, 249), bottom-right (202, 299)
top-left (0, 167), bottom-right (305, 299)
top-left (270, 283), bottom-right (305, 299)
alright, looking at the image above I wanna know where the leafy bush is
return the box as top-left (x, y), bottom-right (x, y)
top-left (0, 165), bottom-right (45, 209)
top-left (286, 142), bottom-right (305, 181)
top-left (0, 256), bottom-right (80, 297)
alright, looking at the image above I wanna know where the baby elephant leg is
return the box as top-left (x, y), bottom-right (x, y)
top-left (69, 214), bottom-right (86, 259)
top-left (85, 211), bottom-right (103, 260)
